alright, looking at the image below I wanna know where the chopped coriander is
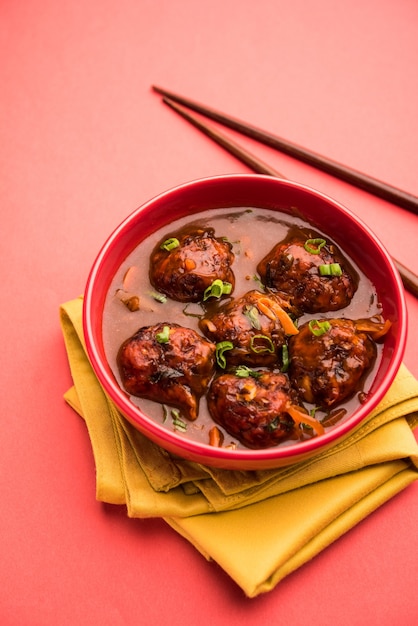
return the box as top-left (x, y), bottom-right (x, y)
top-left (234, 365), bottom-right (261, 378)
top-left (299, 422), bottom-right (314, 434)
top-left (267, 418), bottom-right (280, 432)
top-left (221, 236), bottom-right (240, 246)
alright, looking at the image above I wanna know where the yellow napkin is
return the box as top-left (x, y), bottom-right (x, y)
top-left (60, 296), bottom-right (418, 597)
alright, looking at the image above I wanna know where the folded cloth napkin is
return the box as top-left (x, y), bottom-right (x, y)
top-left (60, 296), bottom-right (418, 597)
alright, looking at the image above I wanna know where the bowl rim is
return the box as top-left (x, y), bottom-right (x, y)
top-left (83, 173), bottom-right (407, 466)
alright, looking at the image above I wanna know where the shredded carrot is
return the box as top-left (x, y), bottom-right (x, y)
top-left (209, 426), bottom-right (224, 447)
top-left (286, 404), bottom-right (325, 436)
top-left (257, 297), bottom-right (299, 335)
top-left (355, 318), bottom-right (392, 341)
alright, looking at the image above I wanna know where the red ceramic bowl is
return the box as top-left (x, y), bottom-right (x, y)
top-left (83, 174), bottom-right (407, 470)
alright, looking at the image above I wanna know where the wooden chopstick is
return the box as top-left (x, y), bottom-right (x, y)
top-left (161, 96), bottom-right (285, 178)
top-left (152, 85), bottom-right (418, 217)
top-left (155, 93), bottom-right (418, 299)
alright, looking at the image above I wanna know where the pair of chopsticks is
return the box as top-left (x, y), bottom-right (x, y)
top-left (152, 85), bottom-right (418, 298)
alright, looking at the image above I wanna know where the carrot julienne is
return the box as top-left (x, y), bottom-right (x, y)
top-left (355, 318), bottom-right (392, 341)
top-left (257, 297), bottom-right (299, 335)
top-left (286, 405), bottom-right (325, 436)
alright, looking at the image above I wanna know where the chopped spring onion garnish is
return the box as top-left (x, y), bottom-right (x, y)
top-left (244, 305), bottom-right (261, 329)
top-left (304, 238), bottom-right (326, 254)
top-left (216, 341), bottom-right (234, 368)
top-left (281, 344), bottom-right (289, 372)
top-left (221, 236), bottom-right (239, 246)
top-left (250, 334), bottom-right (275, 353)
top-left (309, 319), bottom-right (331, 336)
top-left (171, 409), bottom-right (187, 432)
top-left (309, 406), bottom-right (321, 418)
top-left (203, 279), bottom-right (232, 301)
top-left (319, 263), bottom-right (342, 276)
top-left (149, 291), bottom-right (167, 303)
top-left (155, 325), bottom-right (171, 343)
top-left (160, 237), bottom-right (180, 251)
top-left (252, 275), bottom-right (266, 290)
top-left (234, 365), bottom-right (261, 378)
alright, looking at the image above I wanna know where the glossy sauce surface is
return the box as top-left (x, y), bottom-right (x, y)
top-left (102, 208), bottom-right (382, 449)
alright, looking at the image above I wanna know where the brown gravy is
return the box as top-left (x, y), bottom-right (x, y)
top-left (102, 208), bottom-right (382, 449)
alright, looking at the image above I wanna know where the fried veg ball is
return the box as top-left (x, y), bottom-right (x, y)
top-left (257, 234), bottom-right (357, 313)
top-left (207, 371), bottom-right (324, 449)
top-left (149, 226), bottom-right (235, 302)
top-left (117, 323), bottom-right (216, 420)
top-left (288, 318), bottom-right (376, 408)
top-left (199, 290), bottom-right (298, 368)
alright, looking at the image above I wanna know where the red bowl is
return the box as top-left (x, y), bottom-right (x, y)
top-left (83, 174), bottom-right (407, 470)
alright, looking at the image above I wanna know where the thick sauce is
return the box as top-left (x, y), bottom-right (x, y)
top-left (102, 208), bottom-right (382, 449)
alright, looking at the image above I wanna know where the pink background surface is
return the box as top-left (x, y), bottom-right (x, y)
top-left (1, 1), bottom-right (417, 623)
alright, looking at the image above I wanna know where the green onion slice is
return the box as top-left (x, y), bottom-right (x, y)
top-left (171, 409), bottom-right (188, 432)
top-left (160, 237), bottom-right (180, 251)
top-left (149, 291), bottom-right (167, 303)
top-left (216, 341), bottom-right (234, 368)
top-left (319, 263), bottom-right (342, 276)
top-left (250, 334), bottom-right (275, 354)
top-left (244, 305), bottom-right (261, 330)
top-left (252, 275), bottom-right (266, 291)
top-left (155, 325), bottom-right (171, 343)
top-left (310, 406), bottom-right (321, 418)
top-left (304, 238), bottom-right (326, 254)
top-left (281, 344), bottom-right (289, 372)
top-left (203, 279), bottom-right (232, 301)
top-left (308, 319), bottom-right (331, 337)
